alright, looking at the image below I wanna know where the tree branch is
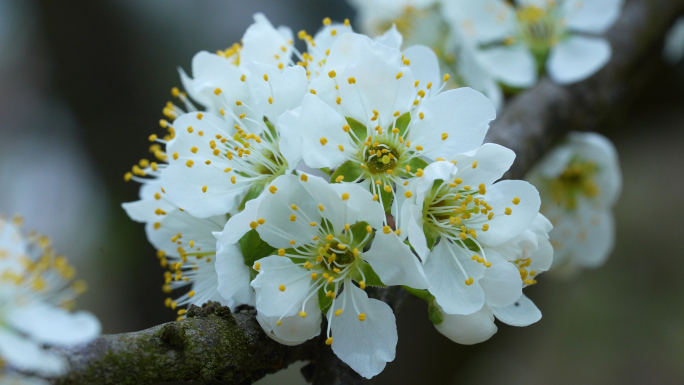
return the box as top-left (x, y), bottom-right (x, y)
top-left (37, 0), bottom-right (684, 384)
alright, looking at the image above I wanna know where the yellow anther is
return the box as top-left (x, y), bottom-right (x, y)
top-left (326, 337), bottom-right (333, 345)
top-left (299, 311), bottom-right (307, 318)
top-left (482, 224), bottom-right (489, 231)
top-left (335, 175), bottom-right (344, 183)
top-left (415, 145), bottom-right (424, 151)
top-left (311, 273), bottom-right (318, 280)
top-left (257, 218), bottom-right (266, 225)
top-left (263, 74), bottom-right (269, 81)
top-left (186, 160), bottom-right (194, 168)
top-left (441, 133), bottom-right (448, 141)
top-left (268, 96), bottom-right (273, 104)
top-left (416, 169), bottom-right (424, 177)
top-left (279, 284), bottom-right (286, 292)
top-left (300, 174), bottom-right (308, 182)
top-left (359, 281), bottom-right (366, 290)
top-left (320, 137), bottom-right (328, 145)
top-left (278, 249), bottom-right (286, 256)
top-left (231, 176), bottom-right (237, 184)
top-left (396, 72), bottom-right (403, 80)
top-left (250, 221), bottom-right (258, 230)
top-left (269, 185), bottom-right (278, 194)
top-left (419, 112), bottom-right (425, 120)
top-left (323, 17), bottom-right (331, 25)
top-left (505, 207), bottom-right (512, 215)
top-left (338, 144), bottom-right (344, 152)
top-left (291, 204), bottom-right (298, 210)
top-left (214, 88), bottom-right (222, 95)
top-left (358, 313), bottom-right (366, 321)
top-left (465, 277), bottom-right (474, 286)
top-left (328, 70), bottom-right (337, 78)
top-left (289, 215), bottom-right (297, 222)
top-left (148, 134), bottom-right (158, 142)
top-left (254, 262), bottom-right (261, 271)
top-left (443, 74), bottom-right (450, 82)
top-left (240, 74), bottom-right (246, 82)
top-left (336, 96), bottom-right (341, 105)
top-left (383, 226), bottom-right (392, 234)
top-left (341, 192), bottom-right (350, 201)
top-left (348, 77), bottom-right (356, 84)
top-left (188, 291), bottom-right (196, 298)
top-left (276, 320), bottom-right (282, 326)
top-left (335, 309), bottom-right (342, 316)
top-left (196, 113), bottom-right (204, 120)
top-left (200, 185), bottom-right (207, 194)
top-left (512, 197), bottom-right (521, 205)
top-left (488, 212), bottom-right (494, 220)
top-left (404, 191), bottom-right (413, 198)
top-left (464, 186), bottom-right (472, 191)
top-left (310, 89), bottom-right (317, 94)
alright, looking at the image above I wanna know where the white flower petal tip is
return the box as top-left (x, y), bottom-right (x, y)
top-left (491, 294), bottom-right (541, 327)
top-left (434, 305), bottom-right (498, 345)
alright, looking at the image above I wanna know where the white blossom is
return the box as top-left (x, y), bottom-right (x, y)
top-left (0, 217), bottom-right (100, 378)
top-left (445, 0), bottom-right (623, 86)
top-left (526, 131), bottom-right (621, 273)
top-left (215, 174), bottom-right (428, 378)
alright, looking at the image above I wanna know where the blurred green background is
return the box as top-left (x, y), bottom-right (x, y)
top-left (0, 1), bottom-right (682, 384)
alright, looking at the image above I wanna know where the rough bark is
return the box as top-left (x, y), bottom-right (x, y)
top-left (31, 0), bottom-right (684, 384)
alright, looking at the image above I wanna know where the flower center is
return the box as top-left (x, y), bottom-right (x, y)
top-left (364, 142), bottom-right (400, 174)
top-left (516, 5), bottom-right (563, 58)
top-left (550, 160), bottom-right (599, 210)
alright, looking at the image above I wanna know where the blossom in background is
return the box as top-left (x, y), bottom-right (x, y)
top-left (216, 174), bottom-right (428, 378)
top-left (347, 0), bottom-right (504, 109)
top-left (0, 216), bottom-right (100, 380)
top-left (280, 32), bottom-right (495, 213)
top-left (526, 132), bottom-right (621, 273)
top-left (445, 0), bottom-right (623, 86)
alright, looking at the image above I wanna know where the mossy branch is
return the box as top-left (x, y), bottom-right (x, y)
top-left (32, 0), bottom-right (684, 384)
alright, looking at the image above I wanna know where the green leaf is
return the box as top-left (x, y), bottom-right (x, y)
top-left (423, 223), bottom-right (439, 251)
top-left (330, 160), bottom-right (363, 184)
top-left (238, 229), bottom-right (277, 268)
top-left (349, 221), bottom-right (372, 248)
top-left (345, 117), bottom-right (368, 142)
top-left (394, 112), bottom-right (411, 136)
top-left (402, 286), bottom-right (434, 303)
top-left (428, 300), bottom-right (444, 325)
top-left (318, 286), bottom-right (333, 315)
top-left (352, 262), bottom-right (385, 287)
top-left (237, 184), bottom-right (265, 211)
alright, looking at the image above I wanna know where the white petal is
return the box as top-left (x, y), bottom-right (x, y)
top-left (451, 143), bottom-right (515, 188)
top-left (185, 51), bottom-right (245, 109)
top-left (280, 94), bottom-right (354, 169)
top-left (276, 106), bottom-right (303, 172)
top-left (257, 295), bottom-right (321, 346)
top-left (457, 42), bottom-right (504, 111)
top-left (214, 193), bottom-right (264, 246)
top-left (373, 24), bottom-right (403, 50)
top-left (479, 251), bottom-right (522, 307)
top-left (6, 304), bottom-right (100, 346)
top-left (491, 294), bottom-right (541, 326)
top-left (547, 36), bottom-right (611, 85)
top-left (331, 283), bottom-right (397, 379)
top-left (410, 87), bottom-right (495, 160)
top-left (434, 304), bottom-right (497, 345)
top-left (363, 232), bottom-right (429, 289)
top-left (215, 242), bottom-right (254, 306)
top-left (322, 181), bottom-right (386, 231)
top-left (0, 330), bottom-right (66, 375)
top-left (568, 131), bottom-right (622, 207)
top-left (562, 0), bottom-right (623, 35)
top-left (424, 240), bottom-right (486, 315)
top-left (244, 62), bottom-right (308, 123)
top-left (149, 209), bottom-right (223, 258)
top-left (255, 175), bottom-right (320, 249)
top-left (476, 180), bottom-right (541, 246)
top-left (443, 0), bottom-right (516, 44)
top-left (241, 13), bottom-right (293, 67)
top-left (569, 207), bottom-right (614, 268)
top-left (476, 45), bottom-right (537, 88)
top-left (121, 180), bottom-right (174, 224)
top-left (400, 201), bottom-right (428, 259)
top-left (251, 256), bottom-right (313, 318)
top-left (402, 45), bottom-right (441, 90)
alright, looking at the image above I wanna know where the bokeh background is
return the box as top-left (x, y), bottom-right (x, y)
top-left (1, 1), bottom-right (683, 384)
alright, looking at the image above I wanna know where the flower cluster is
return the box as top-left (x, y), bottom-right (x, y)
top-left (526, 132), bottom-right (621, 274)
top-left (347, 0), bottom-right (623, 106)
top-left (124, 15), bottom-right (551, 378)
top-left (0, 216), bottom-right (101, 383)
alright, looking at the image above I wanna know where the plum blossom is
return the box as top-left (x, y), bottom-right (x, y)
top-left (0, 216), bottom-right (100, 379)
top-left (526, 131), bottom-right (621, 273)
top-left (445, 0), bottom-right (623, 86)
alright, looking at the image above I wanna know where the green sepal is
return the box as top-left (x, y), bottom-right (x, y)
top-left (237, 184), bottom-right (264, 211)
top-left (349, 221), bottom-right (373, 249)
top-left (238, 229), bottom-right (277, 269)
top-left (404, 157), bottom-right (428, 176)
top-left (352, 262), bottom-right (385, 287)
top-left (460, 238), bottom-right (481, 253)
top-left (318, 285), bottom-right (333, 315)
top-left (330, 160), bottom-right (363, 184)
top-left (402, 286), bottom-right (434, 303)
top-left (263, 117), bottom-right (277, 138)
top-left (394, 112), bottom-right (411, 136)
top-left (428, 300), bottom-right (444, 325)
top-left (345, 117), bottom-right (368, 142)
top-left (423, 223), bottom-right (439, 251)
top-left (380, 186), bottom-right (393, 213)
